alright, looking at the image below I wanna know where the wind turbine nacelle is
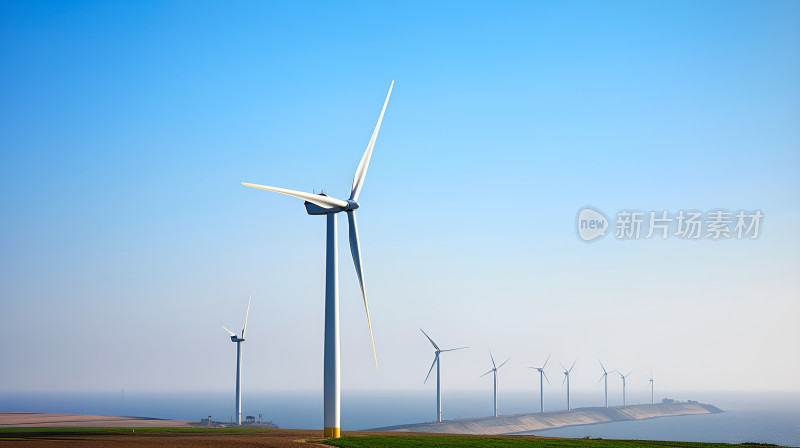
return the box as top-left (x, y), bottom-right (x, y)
top-left (304, 201), bottom-right (343, 215)
top-left (231, 336), bottom-right (245, 342)
top-left (304, 200), bottom-right (359, 215)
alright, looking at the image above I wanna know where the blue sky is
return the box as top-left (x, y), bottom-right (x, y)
top-left (1, 0), bottom-right (798, 399)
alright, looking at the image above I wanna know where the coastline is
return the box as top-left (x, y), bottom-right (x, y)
top-left (372, 402), bottom-right (723, 435)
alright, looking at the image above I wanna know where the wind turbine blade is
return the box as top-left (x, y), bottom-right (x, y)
top-left (241, 294), bottom-right (252, 338)
top-left (347, 210), bottom-right (377, 370)
top-left (440, 347), bottom-right (468, 352)
top-left (480, 368), bottom-right (495, 377)
top-left (419, 328), bottom-right (440, 350)
top-left (599, 359), bottom-right (607, 373)
top-left (543, 371), bottom-right (551, 385)
top-left (497, 358), bottom-right (511, 370)
top-left (561, 373), bottom-right (567, 387)
top-left (569, 360), bottom-right (576, 373)
top-left (241, 183), bottom-right (348, 209)
top-left (626, 370), bottom-right (633, 377)
top-left (559, 362), bottom-right (567, 371)
top-left (350, 80), bottom-right (394, 202)
top-left (542, 353), bottom-right (551, 369)
top-left (222, 326), bottom-right (235, 337)
top-left (598, 374), bottom-right (606, 383)
top-left (489, 351), bottom-right (496, 369)
top-left (424, 354), bottom-right (438, 384)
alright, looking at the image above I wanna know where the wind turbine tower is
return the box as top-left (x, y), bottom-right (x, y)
top-left (619, 370), bottom-right (633, 406)
top-left (242, 81), bottom-right (393, 438)
top-left (598, 360), bottom-right (610, 408)
top-left (649, 371), bottom-right (655, 404)
top-left (480, 351), bottom-right (510, 417)
top-left (421, 329), bottom-right (467, 423)
top-left (221, 294), bottom-right (251, 426)
top-left (528, 354), bottom-right (551, 413)
top-left (560, 360), bottom-right (576, 410)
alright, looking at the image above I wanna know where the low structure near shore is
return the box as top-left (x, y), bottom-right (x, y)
top-left (374, 402), bottom-right (723, 435)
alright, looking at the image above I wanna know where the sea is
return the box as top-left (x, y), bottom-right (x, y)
top-left (1, 390), bottom-right (798, 447)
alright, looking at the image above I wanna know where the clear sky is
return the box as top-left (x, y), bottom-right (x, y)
top-left (1, 0), bottom-right (798, 399)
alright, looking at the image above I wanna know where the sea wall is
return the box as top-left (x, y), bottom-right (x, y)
top-left (374, 402), bottom-right (723, 435)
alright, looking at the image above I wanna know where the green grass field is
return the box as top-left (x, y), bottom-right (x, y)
top-left (322, 435), bottom-right (785, 448)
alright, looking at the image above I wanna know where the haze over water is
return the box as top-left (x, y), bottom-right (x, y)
top-left (2, 390), bottom-right (798, 446)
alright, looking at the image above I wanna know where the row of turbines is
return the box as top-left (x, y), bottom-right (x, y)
top-left (220, 300), bottom-right (657, 428)
top-left (235, 81), bottom-right (656, 437)
top-left (421, 330), bottom-right (656, 423)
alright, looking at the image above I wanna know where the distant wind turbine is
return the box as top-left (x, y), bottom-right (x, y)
top-left (618, 370), bottom-right (633, 406)
top-left (649, 371), bottom-right (654, 404)
top-left (480, 351), bottom-right (510, 417)
top-left (242, 81), bottom-right (394, 438)
top-left (221, 294), bottom-right (251, 426)
top-left (528, 353), bottom-right (551, 413)
top-left (560, 360), bottom-right (576, 410)
top-left (421, 329), bottom-right (467, 423)
top-left (598, 360), bottom-right (610, 408)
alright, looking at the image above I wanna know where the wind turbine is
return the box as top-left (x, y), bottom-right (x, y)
top-left (560, 360), bottom-right (576, 410)
top-left (648, 371), bottom-right (654, 404)
top-left (598, 360), bottom-right (610, 408)
top-left (221, 294), bottom-right (251, 426)
top-left (480, 351), bottom-right (510, 417)
top-left (242, 81), bottom-right (393, 438)
top-left (528, 353), bottom-right (551, 413)
top-left (618, 370), bottom-right (633, 406)
top-left (421, 329), bottom-right (467, 423)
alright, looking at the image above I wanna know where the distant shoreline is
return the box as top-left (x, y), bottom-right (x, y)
top-left (0, 412), bottom-right (283, 430)
top-left (372, 402), bottom-right (724, 435)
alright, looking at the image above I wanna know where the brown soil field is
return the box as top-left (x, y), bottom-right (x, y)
top-left (0, 428), bottom-right (328, 447)
top-left (0, 428), bottom-right (553, 447)
top-left (0, 413), bottom-right (549, 447)
top-left (0, 413), bottom-right (192, 428)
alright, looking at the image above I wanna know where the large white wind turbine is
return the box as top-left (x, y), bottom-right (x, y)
top-left (649, 371), bottom-right (654, 404)
top-left (560, 360), bottom-right (576, 410)
top-left (480, 351), bottom-right (510, 417)
top-left (618, 370), bottom-right (633, 406)
top-left (242, 81), bottom-right (393, 438)
top-left (221, 294), bottom-right (251, 426)
top-left (528, 353), bottom-right (551, 413)
top-left (598, 360), bottom-right (610, 408)
top-left (421, 329), bottom-right (467, 423)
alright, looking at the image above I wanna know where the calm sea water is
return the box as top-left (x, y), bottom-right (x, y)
top-left (1, 390), bottom-right (798, 446)
top-left (521, 411), bottom-right (800, 447)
